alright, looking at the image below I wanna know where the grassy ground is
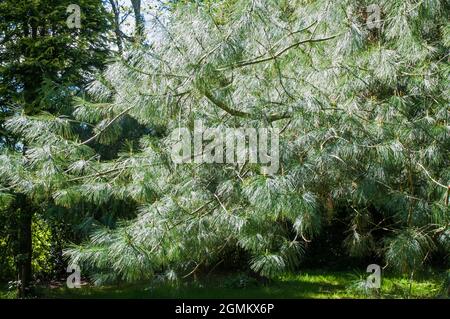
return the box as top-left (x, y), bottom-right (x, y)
top-left (1, 269), bottom-right (448, 299)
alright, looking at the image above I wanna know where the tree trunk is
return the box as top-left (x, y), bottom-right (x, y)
top-left (130, 0), bottom-right (144, 41)
top-left (17, 196), bottom-right (33, 298)
top-left (16, 19), bottom-right (39, 297)
top-left (108, 0), bottom-right (123, 54)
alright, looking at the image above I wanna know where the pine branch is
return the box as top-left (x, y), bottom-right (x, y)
top-left (203, 90), bottom-right (290, 122)
top-left (417, 163), bottom-right (448, 189)
top-left (78, 105), bottom-right (133, 146)
top-left (203, 90), bottom-right (250, 118)
top-left (67, 162), bottom-right (163, 182)
top-left (218, 34), bottom-right (339, 71)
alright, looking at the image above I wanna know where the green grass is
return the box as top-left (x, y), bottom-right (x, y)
top-left (1, 269), bottom-right (448, 299)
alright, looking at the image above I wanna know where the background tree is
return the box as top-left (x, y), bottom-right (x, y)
top-left (0, 0), bottom-right (110, 296)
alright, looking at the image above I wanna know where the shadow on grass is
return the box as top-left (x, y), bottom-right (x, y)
top-left (34, 273), bottom-right (351, 299)
top-left (3, 269), bottom-right (447, 299)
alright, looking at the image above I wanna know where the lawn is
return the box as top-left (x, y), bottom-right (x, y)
top-left (1, 269), bottom-right (448, 299)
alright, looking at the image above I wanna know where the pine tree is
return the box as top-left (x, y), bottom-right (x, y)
top-left (2, 0), bottom-right (449, 283)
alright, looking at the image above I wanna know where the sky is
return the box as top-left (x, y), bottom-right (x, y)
top-left (107, 0), bottom-right (172, 43)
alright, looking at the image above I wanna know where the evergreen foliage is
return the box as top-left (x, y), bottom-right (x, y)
top-left (1, 0), bottom-right (449, 283)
